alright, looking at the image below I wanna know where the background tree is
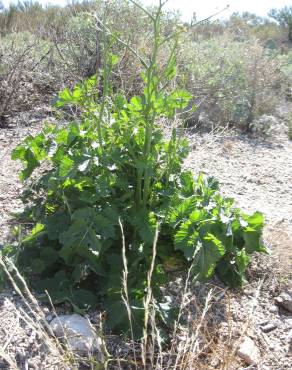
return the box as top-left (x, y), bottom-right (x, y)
top-left (268, 6), bottom-right (292, 42)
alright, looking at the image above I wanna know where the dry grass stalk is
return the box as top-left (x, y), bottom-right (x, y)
top-left (0, 248), bottom-right (267, 370)
top-left (141, 224), bottom-right (159, 369)
top-left (120, 217), bottom-right (138, 369)
top-left (0, 256), bottom-right (76, 369)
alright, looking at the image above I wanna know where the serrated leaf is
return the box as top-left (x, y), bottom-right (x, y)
top-left (216, 257), bottom-right (244, 287)
top-left (36, 270), bottom-right (70, 304)
top-left (59, 156), bottom-right (74, 177)
top-left (59, 219), bottom-right (101, 264)
top-left (191, 233), bottom-right (225, 279)
top-left (243, 228), bottom-right (265, 254)
top-left (131, 210), bottom-right (157, 245)
top-left (168, 197), bottom-right (197, 227)
top-left (174, 220), bottom-right (199, 260)
top-left (70, 289), bottom-right (98, 309)
top-left (46, 213), bottom-right (71, 241)
top-left (55, 87), bottom-right (73, 107)
top-left (72, 207), bottom-right (117, 239)
top-left (179, 171), bottom-right (195, 196)
top-left (236, 249), bottom-right (250, 274)
top-left (31, 258), bottom-right (45, 273)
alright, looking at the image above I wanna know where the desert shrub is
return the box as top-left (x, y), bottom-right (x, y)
top-left (264, 38), bottom-right (278, 51)
top-left (0, 1), bottom-right (177, 125)
top-left (278, 50), bottom-right (292, 101)
top-left (52, 1), bottom-right (178, 95)
top-left (179, 33), bottom-right (282, 131)
top-left (0, 1), bottom-right (86, 37)
top-left (9, 3), bottom-right (266, 338)
top-left (0, 32), bottom-right (59, 126)
top-left (287, 113), bottom-right (292, 139)
top-left (249, 114), bottom-right (280, 136)
top-left (227, 13), bottom-right (284, 44)
top-left (52, 13), bottom-right (100, 80)
top-left (269, 6), bottom-right (292, 42)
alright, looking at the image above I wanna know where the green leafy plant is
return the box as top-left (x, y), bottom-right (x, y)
top-left (10, 1), bottom-right (266, 337)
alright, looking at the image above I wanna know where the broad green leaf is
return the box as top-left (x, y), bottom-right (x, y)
top-left (216, 257), bottom-right (245, 287)
top-left (179, 171), bottom-right (195, 196)
top-left (12, 145), bottom-right (40, 181)
top-left (36, 271), bottom-right (70, 304)
top-left (243, 228), bottom-right (266, 254)
top-left (46, 213), bottom-right (70, 240)
top-left (72, 207), bottom-right (116, 239)
top-left (31, 258), bottom-right (45, 274)
top-left (70, 289), bottom-right (98, 309)
top-left (55, 87), bottom-right (73, 107)
top-left (131, 210), bottom-right (157, 245)
top-left (22, 223), bottom-right (45, 243)
top-left (168, 197), bottom-right (197, 227)
top-left (164, 59), bottom-right (177, 81)
top-left (59, 156), bottom-right (74, 177)
top-left (243, 212), bottom-right (264, 230)
top-left (59, 219), bottom-right (101, 264)
top-left (40, 247), bottom-right (59, 268)
top-left (191, 233), bottom-right (225, 279)
top-left (236, 249), bottom-right (250, 274)
top-left (174, 220), bottom-right (199, 260)
top-left (72, 85), bottom-right (82, 100)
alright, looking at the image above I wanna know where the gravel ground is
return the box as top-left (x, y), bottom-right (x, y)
top-left (0, 110), bottom-right (291, 369)
top-left (184, 125), bottom-right (292, 369)
top-left (185, 126), bottom-right (292, 274)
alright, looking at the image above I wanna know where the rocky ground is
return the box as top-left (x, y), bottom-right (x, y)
top-left (186, 122), bottom-right (292, 273)
top-left (185, 124), bottom-right (292, 369)
top-left (0, 109), bottom-right (291, 369)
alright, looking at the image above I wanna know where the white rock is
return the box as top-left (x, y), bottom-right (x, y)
top-left (237, 336), bottom-right (259, 365)
top-left (46, 314), bottom-right (53, 322)
top-left (50, 314), bottom-right (105, 361)
top-left (275, 291), bottom-right (292, 313)
top-left (260, 322), bottom-right (277, 333)
top-left (269, 305), bottom-right (278, 314)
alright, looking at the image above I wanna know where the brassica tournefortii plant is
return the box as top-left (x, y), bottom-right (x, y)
top-left (10, 1), bottom-right (266, 336)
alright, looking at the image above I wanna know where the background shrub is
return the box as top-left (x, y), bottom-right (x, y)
top-left (0, 0), bottom-right (290, 131)
top-left (179, 33), bottom-right (283, 131)
top-left (0, 32), bottom-right (58, 125)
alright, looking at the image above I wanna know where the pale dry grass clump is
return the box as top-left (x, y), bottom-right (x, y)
top-left (0, 249), bottom-right (262, 370)
top-left (0, 257), bottom-right (82, 369)
top-left (117, 223), bottom-right (260, 370)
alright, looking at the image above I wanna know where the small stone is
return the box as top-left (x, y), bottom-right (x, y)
top-left (260, 322), bottom-right (277, 333)
top-left (243, 289), bottom-right (253, 296)
top-left (45, 314), bottom-right (53, 322)
top-left (275, 291), bottom-right (292, 313)
top-left (269, 305), bottom-right (278, 314)
top-left (50, 314), bottom-right (106, 362)
top-left (237, 336), bottom-right (259, 365)
top-left (42, 307), bottom-right (50, 314)
top-left (27, 359), bottom-right (36, 369)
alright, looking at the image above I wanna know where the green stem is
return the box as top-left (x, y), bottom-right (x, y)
top-left (141, 6), bottom-right (162, 208)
